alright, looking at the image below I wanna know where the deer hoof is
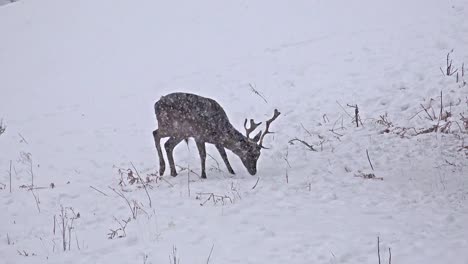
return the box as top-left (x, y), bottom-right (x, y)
top-left (171, 171), bottom-right (178, 177)
top-left (159, 166), bottom-right (165, 176)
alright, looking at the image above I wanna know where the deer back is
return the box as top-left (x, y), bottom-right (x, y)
top-left (154, 93), bottom-right (240, 143)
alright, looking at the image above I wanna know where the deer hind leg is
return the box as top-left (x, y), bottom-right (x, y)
top-left (195, 141), bottom-right (207, 179)
top-left (164, 137), bottom-right (183, 177)
top-left (215, 144), bottom-right (235, 174)
top-left (153, 129), bottom-right (166, 176)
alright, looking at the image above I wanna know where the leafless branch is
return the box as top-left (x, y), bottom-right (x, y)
top-left (439, 90), bottom-right (443, 122)
top-left (377, 236), bottom-right (381, 264)
top-left (251, 177), bottom-right (260, 190)
top-left (108, 217), bottom-right (131, 239)
top-left (18, 133), bottom-right (28, 144)
top-left (249, 83), bottom-right (268, 104)
top-left (131, 162), bottom-right (152, 208)
top-left (9, 160), bottom-right (12, 193)
top-left (300, 123), bottom-right (312, 136)
top-left (108, 186), bottom-right (140, 219)
top-left (89, 185), bottom-right (108, 196)
top-left (170, 245), bottom-right (180, 264)
top-left (207, 154), bottom-right (221, 172)
top-left (366, 149), bottom-right (374, 171)
top-left (336, 101), bottom-right (353, 119)
top-left (187, 165), bottom-right (191, 197)
top-left (197, 192), bottom-right (233, 206)
top-left (347, 104), bottom-right (363, 127)
top-left (177, 165), bottom-right (201, 179)
top-left (442, 50), bottom-right (458, 76)
top-left (388, 247), bottom-right (392, 264)
top-left (288, 138), bottom-right (317, 151)
top-left (420, 104), bottom-right (434, 121)
top-left (206, 244), bottom-right (215, 264)
top-left (0, 119), bottom-right (6, 136)
top-left (30, 189), bottom-right (41, 213)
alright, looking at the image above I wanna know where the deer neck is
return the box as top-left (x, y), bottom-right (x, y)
top-left (220, 128), bottom-right (250, 153)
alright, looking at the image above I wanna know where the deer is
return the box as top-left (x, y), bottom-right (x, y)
top-left (152, 92), bottom-right (280, 179)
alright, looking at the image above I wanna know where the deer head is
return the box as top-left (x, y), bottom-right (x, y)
top-left (239, 109), bottom-right (281, 175)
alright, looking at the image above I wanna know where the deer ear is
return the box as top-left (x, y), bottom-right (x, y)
top-left (252, 130), bottom-right (262, 143)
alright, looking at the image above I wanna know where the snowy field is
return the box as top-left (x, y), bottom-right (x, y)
top-left (1, 0), bottom-right (468, 263)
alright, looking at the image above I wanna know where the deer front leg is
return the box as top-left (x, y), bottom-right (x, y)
top-left (195, 141), bottom-right (207, 179)
top-left (164, 137), bottom-right (183, 177)
top-left (215, 144), bottom-right (235, 174)
top-left (153, 129), bottom-right (166, 176)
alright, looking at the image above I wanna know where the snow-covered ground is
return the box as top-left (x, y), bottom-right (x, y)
top-left (1, 0), bottom-right (467, 263)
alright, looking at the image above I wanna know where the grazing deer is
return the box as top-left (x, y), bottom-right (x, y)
top-left (152, 92), bottom-right (280, 178)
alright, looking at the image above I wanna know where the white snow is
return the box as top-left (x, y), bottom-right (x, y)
top-left (1, 0), bottom-right (467, 263)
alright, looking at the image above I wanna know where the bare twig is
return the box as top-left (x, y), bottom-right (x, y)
top-left (131, 162), bottom-right (152, 208)
top-left (388, 247), bottom-right (392, 264)
top-left (60, 207), bottom-right (66, 251)
top-left (288, 138), bottom-right (317, 151)
top-left (75, 232), bottom-right (81, 251)
top-left (197, 192), bottom-right (233, 206)
top-left (439, 90), bottom-right (443, 122)
top-left (336, 101), bottom-right (353, 119)
top-left (207, 154), bottom-right (221, 172)
top-left (347, 104), bottom-right (362, 127)
top-left (355, 171), bottom-right (383, 180)
top-left (206, 244), bottom-right (215, 264)
top-left (366, 149), bottom-right (374, 171)
top-left (9, 160), bottom-right (12, 193)
top-left (30, 189), bottom-right (41, 213)
top-left (420, 104), bottom-right (434, 121)
top-left (18, 133), bottom-right (28, 144)
top-left (323, 114), bottom-right (330, 123)
top-left (283, 148), bottom-right (292, 168)
top-left (89, 185), bottom-right (108, 196)
top-left (17, 250), bottom-right (35, 257)
top-left (251, 177), bottom-right (260, 190)
top-left (187, 165), bottom-right (191, 197)
top-left (170, 245), bottom-right (180, 264)
top-left (177, 165), bottom-right (201, 179)
top-left (377, 236), bottom-right (381, 264)
top-left (408, 108), bottom-right (425, 120)
top-left (159, 175), bottom-right (175, 187)
top-left (108, 217), bottom-right (131, 239)
top-left (443, 51), bottom-right (458, 76)
top-left (249, 83), bottom-right (268, 104)
top-left (0, 119), bottom-right (6, 136)
top-left (300, 123), bottom-right (312, 136)
top-left (329, 129), bottom-right (343, 137)
top-left (57, 206), bottom-right (80, 251)
top-left (440, 67), bottom-right (446, 76)
top-left (108, 186), bottom-right (139, 219)
top-left (19, 152), bottom-right (35, 188)
top-left (329, 115), bottom-right (345, 138)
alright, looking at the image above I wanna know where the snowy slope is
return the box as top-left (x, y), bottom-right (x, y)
top-left (1, 0), bottom-right (468, 263)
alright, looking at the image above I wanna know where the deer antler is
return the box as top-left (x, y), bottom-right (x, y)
top-left (244, 119), bottom-right (262, 139)
top-left (258, 109), bottom-right (281, 148)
